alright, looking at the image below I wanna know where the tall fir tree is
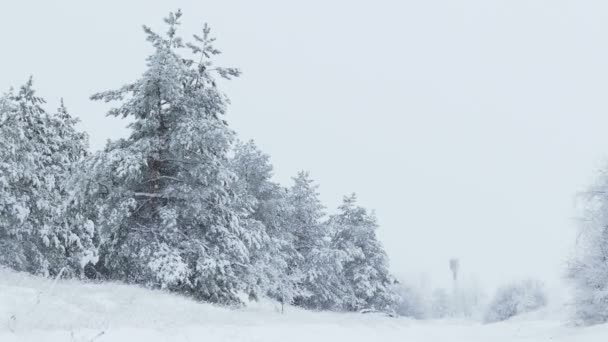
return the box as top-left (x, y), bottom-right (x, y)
top-left (0, 79), bottom-right (92, 277)
top-left (228, 140), bottom-right (301, 306)
top-left (329, 194), bottom-right (397, 311)
top-left (83, 11), bottom-right (250, 304)
top-left (287, 171), bottom-right (346, 309)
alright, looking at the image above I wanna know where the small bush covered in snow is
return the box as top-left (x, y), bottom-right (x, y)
top-left (393, 283), bottom-right (426, 319)
top-left (483, 279), bottom-right (547, 323)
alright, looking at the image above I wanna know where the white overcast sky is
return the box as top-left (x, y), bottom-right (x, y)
top-left (2, 0), bottom-right (608, 290)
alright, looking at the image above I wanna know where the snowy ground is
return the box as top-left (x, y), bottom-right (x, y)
top-left (0, 268), bottom-right (606, 342)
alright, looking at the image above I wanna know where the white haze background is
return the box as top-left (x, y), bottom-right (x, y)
top-left (2, 0), bottom-right (607, 290)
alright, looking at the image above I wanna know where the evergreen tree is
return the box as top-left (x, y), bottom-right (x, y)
top-left (83, 11), bottom-right (248, 304)
top-left (228, 140), bottom-right (300, 306)
top-left (0, 79), bottom-right (92, 276)
top-left (286, 171), bottom-right (345, 309)
top-left (329, 194), bottom-right (397, 311)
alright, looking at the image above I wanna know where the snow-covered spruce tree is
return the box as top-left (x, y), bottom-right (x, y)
top-left (568, 170), bottom-right (608, 324)
top-left (85, 11), bottom-right (249, 304)
top-left (287, 171), bottom-right (346, 310)
top-left (0, 79), bottom-right (92, 277)
top-left (329, 194), bottom-right (397, 312)
top-left (228, 140), bottom-right (300, 306)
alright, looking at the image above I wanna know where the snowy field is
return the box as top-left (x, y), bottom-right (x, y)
top-left (0, 268), bottom-right (605, 342)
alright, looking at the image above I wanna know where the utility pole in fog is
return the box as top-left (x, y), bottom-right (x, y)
top-left (449, 258), bottom-right (460, 316)
top-left (449, 258), bottom-right (459, 282)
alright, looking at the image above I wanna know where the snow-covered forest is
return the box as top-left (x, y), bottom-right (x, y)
top-left (3, 4), bottom-right (608, 342)
top-left (1, 11), bottom-right (397, 312)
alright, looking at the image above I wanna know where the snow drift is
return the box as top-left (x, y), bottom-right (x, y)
top-left (1, 268), bottom-right (607, 342)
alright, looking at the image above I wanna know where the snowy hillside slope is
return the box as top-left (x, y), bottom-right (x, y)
top-left (0, 268), bottom-right (606, 342)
